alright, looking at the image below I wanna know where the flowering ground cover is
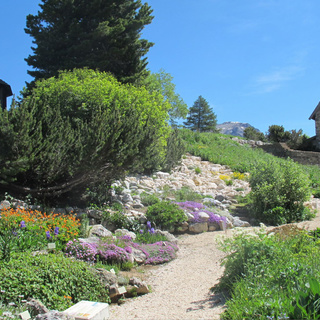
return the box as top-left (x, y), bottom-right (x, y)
top-left (176, 201), bottom-right (227, 225)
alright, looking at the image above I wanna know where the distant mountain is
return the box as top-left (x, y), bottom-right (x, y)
top-left (216, 122), bottom-right (260, 137)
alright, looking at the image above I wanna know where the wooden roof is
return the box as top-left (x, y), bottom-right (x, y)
top-left (309, 101), bottom-right (320, 120)
top-left (0, 79), bottom-right (13, 97)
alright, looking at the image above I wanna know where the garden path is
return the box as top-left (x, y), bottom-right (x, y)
top-left (109, 203), bottom-right (320, 320)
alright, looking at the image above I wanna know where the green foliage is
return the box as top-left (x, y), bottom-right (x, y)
top-left (146, 201), bottom-right (187, 231)
top-left (0, 252), bottom-right (110, 310)
top-left (144, 69), bottom-right (188, 126)
top-left (174, 186), bottom-right (203, 202)
top-left (160, 128), bottom-right (185, 172)
top-left (180, 129), bottom-right (320, 200)
top-left (194, 167), bottom-right (201, 174)
top-left (249, 158), bottom-right (312, 224)
top-left (243, 126), bottom-right (266, 141)
top-left (292, 278), bottom-right (320, 319)
top-left (0, 69), bottom-right (170, 204)
top-left (184, 96), bottom-right (218, 132)
top-left (25, 0), bottom-right (154, 86)
top-left (218, 229), bottom-right (320, 319)
top-left (140, 192), bottom-right (160, 206)
top-left (135, 231), bottom-right (168, 244)
top-left (267, 125), bottom-right (291, 143)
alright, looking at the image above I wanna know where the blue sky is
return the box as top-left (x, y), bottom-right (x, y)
top-left (1, 1), bottom-right (320, 136)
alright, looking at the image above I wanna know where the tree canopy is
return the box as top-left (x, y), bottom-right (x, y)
top-left (184, 96), bottom-right (217, 132)
top-left (25, 0), bottom-right (154, 86)
top-left (144, 69), bottom-right (188, 126)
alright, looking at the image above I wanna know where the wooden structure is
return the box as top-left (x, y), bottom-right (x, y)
top-left (0, 79), bottom-right (13, 110)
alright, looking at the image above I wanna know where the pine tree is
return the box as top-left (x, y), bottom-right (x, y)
top-left (25, 0), bottom-right (154, 85)
top-left (184, 96), bottom-right (217, 132)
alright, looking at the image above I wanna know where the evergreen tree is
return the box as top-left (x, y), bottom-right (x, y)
top-left (184, 96), bottom-right (217, 132)
top-left (25, 0), bottom-right (154, 85)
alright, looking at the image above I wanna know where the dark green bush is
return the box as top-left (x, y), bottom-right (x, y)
top-left (249, 158), bottom-right (312, 225)
top-left (0, 69), bottom-right (171, 204)
top-left (146, 201), bottom-right (187, 231)
top-left (0, 252), bottom-right (110, 310)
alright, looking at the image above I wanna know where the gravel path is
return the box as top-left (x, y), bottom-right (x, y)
top-left (109, 201), bottom-right (320, 320)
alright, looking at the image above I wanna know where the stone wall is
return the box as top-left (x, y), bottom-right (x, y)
top-left (259, 143), bottom-right (320, 166)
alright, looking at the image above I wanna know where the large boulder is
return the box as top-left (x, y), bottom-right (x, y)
top-left (189, 222), bottom-right (208, 233)
top-left (88, 225), bottom-right (112, 238)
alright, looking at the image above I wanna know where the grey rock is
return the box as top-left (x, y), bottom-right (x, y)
top-left (198, 211), bottom-right (210, 221)
top-left (27, 299), bottom-right (49, 316)
top-left (189, 222), bottom-right (208, 233)
top-left (130, 247), bottom-right (147, 264)
top-left (155, 230), bottom-right (178, 244)
top-left (78, 236), bottom-right (100, 244)
top-left (95, 268), bottom-right (118, 289)
top-left (89, 224), bottom-right (112, 238)
top-left (0, 200), bottom-right (10, 210)
top-left (215, 194), bottom-right (225, 202)
top-left (35, 311), bottom-right (75, 320)
top-left (129, 277), bottom-right (150, 295)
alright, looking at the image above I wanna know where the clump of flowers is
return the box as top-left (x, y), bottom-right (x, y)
top-left (232, 171), bottom-right (246, 180)
top-left (0, 207), bottom-right (80, 244)
top-left (176, 201), bottom-right (227, 226)
top-left (175, 201), bottom-right (204, 211)
top-left (65, 239), bottom-right (97, 263)
top-left (143, 241), bottom-right (179, 265)
top-left (97, 243), bottom-right (129, 264)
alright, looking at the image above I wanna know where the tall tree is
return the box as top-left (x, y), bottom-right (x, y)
top-left (25, 0), bottom-right (154, 85)
top-left (144, 69), bottom-right (188, 126)
top-left (184, 96), bottom-right (217, 132)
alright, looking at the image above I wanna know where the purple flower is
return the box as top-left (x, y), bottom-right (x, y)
top-left (54, 227), bottom-right (59, 236)
top-left (150, 227), bottom-right (155, 234)
top-left (20, 221), bottom-right (26, 228)
top-left (46, 231), bottom-right (52, 239)
top-left (139, 229), bottom-right (144, 234)
top-left (147, 221), bottom-right (152, 229)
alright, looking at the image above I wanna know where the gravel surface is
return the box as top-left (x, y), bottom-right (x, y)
top-left (109, 200), bottom-right (320, 320)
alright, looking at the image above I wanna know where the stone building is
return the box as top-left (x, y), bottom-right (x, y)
top-left (0, 79), bottom-right (13, 110)
top-left (309, 101), bottom-right (320, 150)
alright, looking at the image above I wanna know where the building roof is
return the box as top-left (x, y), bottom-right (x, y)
top-left (0, 79), bottom-right (13, 97)
top-left (309, 101), bottom-right (320, 120)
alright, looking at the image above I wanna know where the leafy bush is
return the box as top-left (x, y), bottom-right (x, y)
top-left (140, 192), bottom-right (160, 206)
top-left (0, 69), bottom-right (171, 204)
top-left (0, 252), bottom-right (110, 310)
top-left (249, 158), bottom-right (312, 225)
top-left (174, 186), bottom-right (203, 202)
top-left (217, 229), bottom-right (320, 319)
top-left (146, 201), bottom-right (187, 230)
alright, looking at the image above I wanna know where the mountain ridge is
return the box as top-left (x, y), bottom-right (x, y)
top-left (217, 121), bottom-right (260, 137)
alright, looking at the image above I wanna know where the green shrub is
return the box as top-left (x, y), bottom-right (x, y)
top-left (249, 158), bottom-right (312, 225)
top-left (0, 69), bottom-right (171, 205)
top-left (140, 192), bottom-right (160, 206)
top-left (174, 186), bottom-right (203, 202)
top-left (0, 252), bottom-right (110, 310)
top-left (218, 229), bottom-right (320, 319)
top-left (146, 201), bottom-right (187, 231)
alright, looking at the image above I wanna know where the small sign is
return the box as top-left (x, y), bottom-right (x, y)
top-left (19, 311), bottom-right (31, 320)
top-left (118, 286), bottom-right (127, 295)
top-left (48, 243), bottom-right (56, 250)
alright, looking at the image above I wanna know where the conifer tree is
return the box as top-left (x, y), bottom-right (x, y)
top-left (184, 96), bottom-right (217, 132)
top-left (25, 0), bottom-right (154, 85)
